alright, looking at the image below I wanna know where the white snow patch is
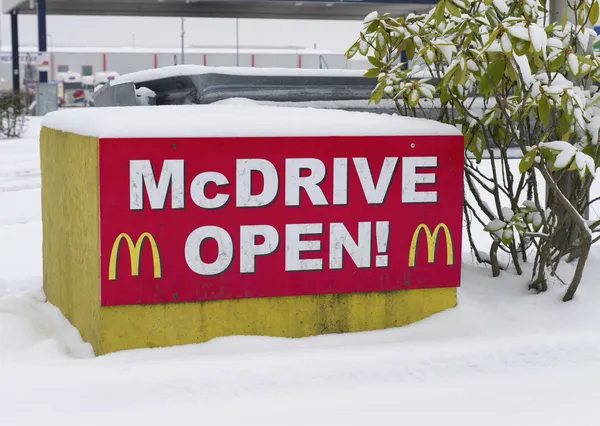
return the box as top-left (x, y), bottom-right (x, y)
top-left (532, 212), bottom-right (543, 228)
top-left (41, 104), bottom-right (461, 139)
top-left (363, 11), bottom-right (378, 26)
top-left (5, 117), bottom-right (600, 425)
top-left (485, 219), bottom-right (506, 232)
top-left (501, 207), bottom-right (515, 221)
top-left (431, 39), bottom-right (457, 63)
top-left (513, 52), bottom-right (533, 86)
top-left (540, 141), bottom-right (577, 169)
top-left (567, 53), bottom-right (580, 76)
top-left (587, 116), bottom-right (600, 145)
top-left (529, 24), bottom-right (547, 53)
top-left (492, 0), bottom-right (509, 13)
top-left (506, 24), bottom-right (530, 41)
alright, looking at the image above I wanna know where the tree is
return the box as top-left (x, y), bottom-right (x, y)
top-left (347, 0), bottom-right (600, 300)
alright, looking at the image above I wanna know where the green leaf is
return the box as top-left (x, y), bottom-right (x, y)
top-left (587, 94), bottom-right (600, 109)
top-left (408, 89), bottom-right (420, 107)
top-left (519, 148), bottom-right (538, 173)
top-left (345, 42), bottom-right (360, 59)
top-left (538, 96), bottom-right (551, 126)
top-left (577, 9), bottom-right (586, 25)
top-left (505, 61), bottom-right (519, 82)
top-left (492, 125), bottom-right (508, 145)
top-left (558, 112), bottom-right (570, 135)
top-left (364, 67), bottom-right (381, 78)
top-left (440, 87), bottom-right (452, 102)
top-left (453, 67), bottom-right (465, 85)
top-left (540, 148), bottom-right (555, 164)
top-left (446, 1), bottom-right (461, 17)
top-left (482, 28), bottom-right (500, 52)
top-left (435, 1), bottom-right (446, 25)
top-left (592, 1), bottom-right (600, 25)
top-left (532, 54), bottom-right (544, 72)
top-left (561, 94), bottom-right (570, 115)
top-left (562, 12), bottom-right (568, 30)
top-left (488, 59), bottom-right (506, 86)
top-left (464, 131), bottom-right (473, 148)
top-left (501, 228), bottom-right (514, 245)
top-left (463, 34), bottom-right (474, 50)
top-left (479, 74), bottom-right (493, 96)
top-left (423, 47), bottom-right (433, 65)
top-left (371, 86), bottom-right (385, 104)
top-left (550, 53), bottom-right (565, 72)
top-left (579, 55), bottom-right (596, 67)
top-left (406, 40), bottom-right (416, 60)
top-left (368, 56), bottom-right (383, 67)
top-left (514, 41), bottom-right (531, 56)
top-left (583, 145), bottom-right (596, 157)
top-left (568, 159), bottom-right (579, 171)
top-left (366, 20), bottom-right (380, 33)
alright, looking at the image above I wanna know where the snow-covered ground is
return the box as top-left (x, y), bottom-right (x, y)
top-left (2, 117), bottom-right (600, 425)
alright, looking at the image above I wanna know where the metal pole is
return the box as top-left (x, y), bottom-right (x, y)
top-left (47, 34), bottom-right (53, 80)
top-left (236, 18), bottom-right (239, 67)
top-left (181, 18), bottom-right (185, 65)
top-left (11, 11), bottom-right (20, 92)
top-left (549, 0), bottom-right (570, 24)
top-left (37, 0), bottom-right (47, 83)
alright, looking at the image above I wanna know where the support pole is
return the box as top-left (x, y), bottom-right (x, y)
top-left (548, 0), bottom-right (571, 25)
top-left (37, 0), bottom-right (48, 83)
top-left (400, 50), bottom-right (408, 70)
top-left (11, 11), bottom-right (19, 92)
top-left (181, 18), bottom-right (185, 65)
top-left (236, 18), bottom-right (239, 67)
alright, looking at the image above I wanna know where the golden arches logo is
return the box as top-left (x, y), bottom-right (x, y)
top-left (408, 223), bottom-right (454, 267)
top-left (108, 232), bottom-right (162, 281)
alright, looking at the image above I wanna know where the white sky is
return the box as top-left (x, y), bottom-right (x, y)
top-left (0, 14), bottom-right (364, 53)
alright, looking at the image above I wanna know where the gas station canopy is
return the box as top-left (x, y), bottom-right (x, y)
top-left (2, 0), bottom-right (436, 20)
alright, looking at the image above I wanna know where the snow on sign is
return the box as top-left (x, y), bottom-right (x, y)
top-left (99, 135), bottom-right (463, 306)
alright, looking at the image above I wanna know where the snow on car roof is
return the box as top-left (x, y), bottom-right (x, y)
top-left (113, 65), bottom-right (367, 84)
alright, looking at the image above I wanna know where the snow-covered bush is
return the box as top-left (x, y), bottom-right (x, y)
top-left (348, 0), bottom-right (600, 300)
top-left (0, 91), bottom-right (28, 138)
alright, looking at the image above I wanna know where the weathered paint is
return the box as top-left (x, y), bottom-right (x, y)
top-left (40, 127), bottom-right (457, 356)
top-left (99, 288), bottom-right (456, 353)
top-left (40, 127), bottom-right (101, 351)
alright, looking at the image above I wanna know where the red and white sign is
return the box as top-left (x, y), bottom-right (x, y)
top-left (99, 135), bottom-right (463, 307)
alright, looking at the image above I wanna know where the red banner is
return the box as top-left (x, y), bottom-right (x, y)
top-left (99, 135), bottom-right (463, 306)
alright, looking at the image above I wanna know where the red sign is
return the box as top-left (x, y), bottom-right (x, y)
top-left (99, 135), bottom-right (463, 307)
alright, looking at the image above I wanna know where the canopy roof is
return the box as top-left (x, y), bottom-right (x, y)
top-left (3, 0), bottom-right (436, 20)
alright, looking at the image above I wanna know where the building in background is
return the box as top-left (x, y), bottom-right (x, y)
top-left (0, 45), bottom-right (371, 85)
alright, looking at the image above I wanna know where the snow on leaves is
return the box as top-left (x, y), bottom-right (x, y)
top-left (539, 141), bottom-right (596, 178)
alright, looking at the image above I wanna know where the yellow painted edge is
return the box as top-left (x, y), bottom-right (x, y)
top-left (99, 287), bottom-right (456, 354)
top-left (40, 127), bottom-right (100, 353)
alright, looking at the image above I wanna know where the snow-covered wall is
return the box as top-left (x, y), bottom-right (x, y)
top-left (40, 103), bottom-right (462, 355)
top-left (42, 103), bottom-right (461, 139)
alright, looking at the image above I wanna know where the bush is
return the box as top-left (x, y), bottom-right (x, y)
top-left (0, 91), bottom-right (28, 139)
top-left (348, 0), bottom-right (600, 301)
